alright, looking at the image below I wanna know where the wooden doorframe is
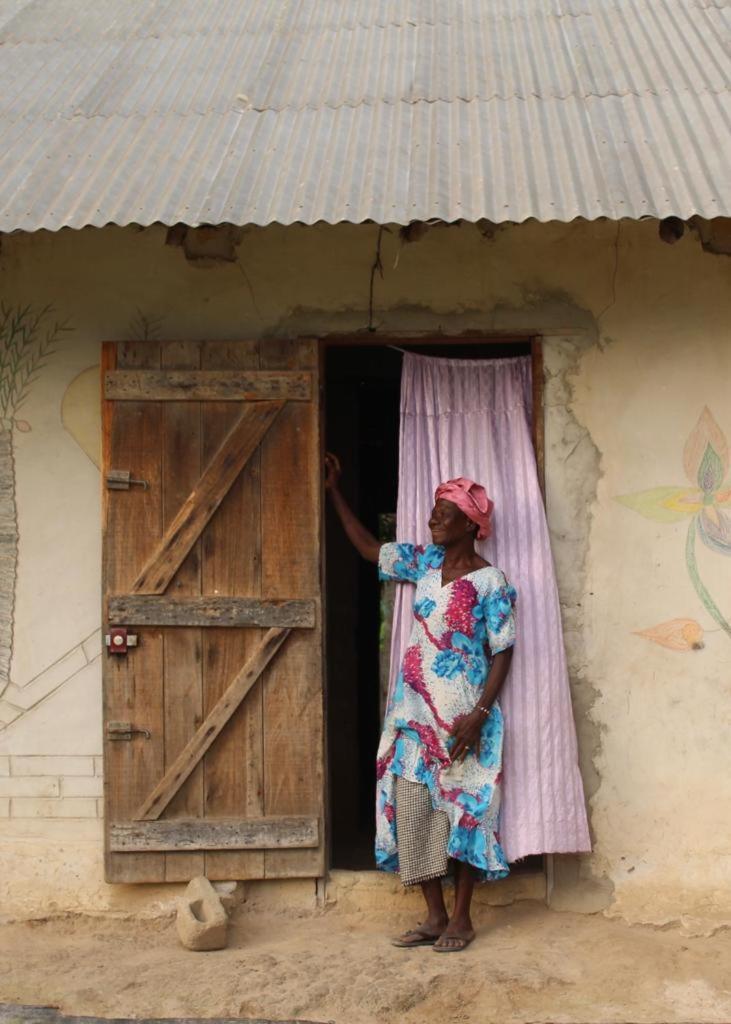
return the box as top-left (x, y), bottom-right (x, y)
top-left (318, 332), bottom-right (546, 879)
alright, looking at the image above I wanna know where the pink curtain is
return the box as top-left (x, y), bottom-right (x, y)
top-left (389, 352), bottom-right (591, 862)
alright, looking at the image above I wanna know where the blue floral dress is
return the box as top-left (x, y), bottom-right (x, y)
top-left (376, 543), bottom-right (517, 881)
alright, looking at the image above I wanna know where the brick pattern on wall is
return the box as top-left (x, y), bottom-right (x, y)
top-left (0, 628), bottom-right (102, 728)
top-left (0, 754), bottom-right (103, 818)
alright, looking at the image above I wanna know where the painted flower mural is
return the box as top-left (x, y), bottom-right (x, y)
top-left (618, 408), bottom-right (731, 646)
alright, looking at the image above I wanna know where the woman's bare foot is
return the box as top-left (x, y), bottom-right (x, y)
top-left (433, 916), bottom-right (475, 952)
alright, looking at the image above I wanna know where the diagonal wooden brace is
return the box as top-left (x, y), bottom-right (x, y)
top-left (134, 627), bottom-right (291, 821)
top-left (131, 401), bottom-right (283, 595)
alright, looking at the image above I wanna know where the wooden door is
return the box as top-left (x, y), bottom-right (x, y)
top-left (101, 339), bottom-right (324, 883)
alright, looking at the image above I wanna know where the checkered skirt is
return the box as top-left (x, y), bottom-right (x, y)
top-left (395, 775), bottom-right (450, 886)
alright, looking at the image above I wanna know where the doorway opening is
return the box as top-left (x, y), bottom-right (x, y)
top-left (324, 338), bottom-right (539, 871)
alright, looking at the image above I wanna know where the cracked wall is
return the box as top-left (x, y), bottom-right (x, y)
top-left (0, 218), bottom-right (729, 925)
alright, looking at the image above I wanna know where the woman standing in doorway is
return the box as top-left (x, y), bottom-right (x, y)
top-left (325, 454), bottom-right (517, 953)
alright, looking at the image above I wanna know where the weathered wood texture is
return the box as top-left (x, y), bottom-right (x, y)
top-left (106, 369), bottom-right (312, 402)
top-left (160, 340), bottom-right (204, 881)
top-left (136, 628), bottom-right (291, 821)
top-left (201, 341), bottom-right (266, 880)
top-left (109, 596), bottom-right (316, 629)
top-left (110, 816), bottom-right (319, 852)
top-left (260, 338), bottom-right (324, 878)
top-left (103, 341), bottom-right (165, 883)
top-left (132, 401), bottom-right (282, 594)
top-left (102, 339), bottom-right (325, 883)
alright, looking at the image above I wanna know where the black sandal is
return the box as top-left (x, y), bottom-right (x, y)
top-left (391, 927), bottom-right (440, 947)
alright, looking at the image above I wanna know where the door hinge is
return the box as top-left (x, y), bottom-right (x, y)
top-left (106, 469), bottom-right (148, 491)
top-left (106, 721), bottom-right (151, 742)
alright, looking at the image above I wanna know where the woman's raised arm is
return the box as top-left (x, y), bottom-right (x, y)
top-left (325, 452), bottom-right (381, 564)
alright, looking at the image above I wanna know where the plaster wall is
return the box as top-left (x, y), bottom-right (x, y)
top-left (0, 219), bottom-right (729, 928)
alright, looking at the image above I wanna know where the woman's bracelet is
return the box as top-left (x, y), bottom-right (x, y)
top-left (476, 703), bottom-right (490, 716)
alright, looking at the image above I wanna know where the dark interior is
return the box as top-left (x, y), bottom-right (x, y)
top-left (324, 340), bottom-right (538, 872)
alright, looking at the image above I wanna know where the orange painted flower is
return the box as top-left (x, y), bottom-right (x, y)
top-left (634, 619), bottom-right (704, 652)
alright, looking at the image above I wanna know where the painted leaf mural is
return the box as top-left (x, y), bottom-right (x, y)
top-left (617, 407), bottom-right (731, 647)
top-left (683, 407), bottom-right (728, 487)
top-left (615, 486), bottom-right (702, 524)
top-left (697, 506), bottom-right (731, 556)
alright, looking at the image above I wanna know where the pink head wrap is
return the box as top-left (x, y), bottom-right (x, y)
top-left (434, 477), bottom-right (494, 540)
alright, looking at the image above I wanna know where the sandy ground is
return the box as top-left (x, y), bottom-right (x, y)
top-left (0, 899), bottom-right (730, 1024)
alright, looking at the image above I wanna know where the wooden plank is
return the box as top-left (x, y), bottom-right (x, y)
top-left (201, 340), bottom-right (266, 880)
top-left (110, 816), bottom-right (319, 852)
top-left (136, 627), bottom-right (290, 821)
top-left (105, 369), bottom-right (312, 402)
top-left (102, 341), bottom-right (165, 883)
top-left (260, 338), bottom-right (325, 878)
top-left (160, 340), bottom-right (204, 882)
top-left (131, 401), bottom-right (282, 595)
top-left (100, 344), bottom-right (115, 530)
top-left (109, 596), bottom-right (316, 628)
top-left (99, 343), bottom-right (115, 869)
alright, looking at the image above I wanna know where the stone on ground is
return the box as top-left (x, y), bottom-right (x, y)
top-left (175, 876), bottom-right (228, 952)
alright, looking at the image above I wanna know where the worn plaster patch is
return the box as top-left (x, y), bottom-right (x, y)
top-left (690, 217), bottom-right (731, 258)
top-left (268, 290), bottom-right (599, 339)
top-left (542, 333), bottom-right (604, 790)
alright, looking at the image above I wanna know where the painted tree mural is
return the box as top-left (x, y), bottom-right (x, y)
top-left (0, 303), bottom-right (69, 697)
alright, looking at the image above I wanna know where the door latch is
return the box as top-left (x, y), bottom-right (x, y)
top-left (106, 469), bottom-right (149, 491)
top-left (105, 627), bottom-right (138, 654)
top-left (106, 721), bottom-right (151, 741)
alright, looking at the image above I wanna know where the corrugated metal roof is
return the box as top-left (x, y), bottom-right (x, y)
top-left (0, 0), bottom-right (729, 230)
